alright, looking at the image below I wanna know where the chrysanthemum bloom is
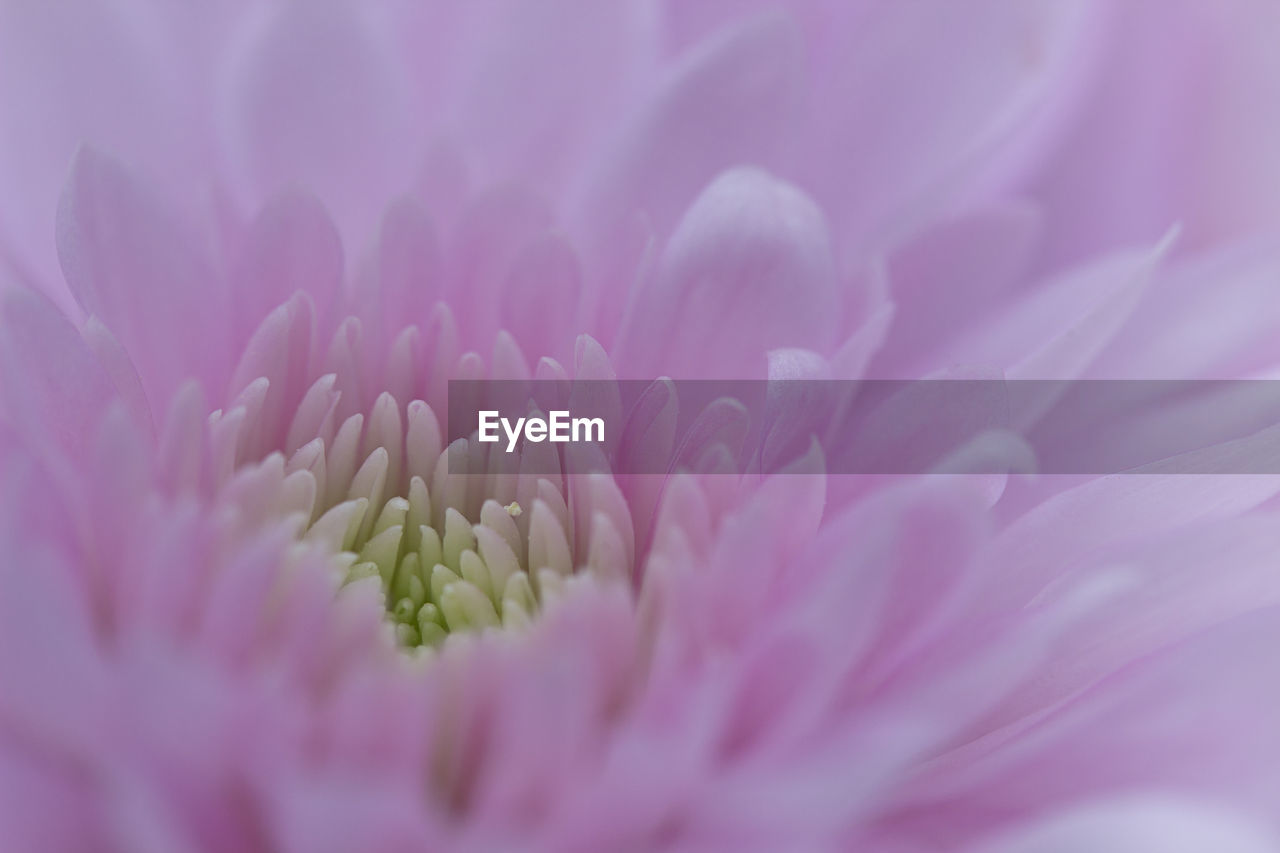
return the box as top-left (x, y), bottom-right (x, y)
top-left (5, 2), bottom-right (1280, 851)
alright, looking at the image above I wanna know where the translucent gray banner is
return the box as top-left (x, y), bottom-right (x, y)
top-left (446, 380), bottom-right (1280, 475)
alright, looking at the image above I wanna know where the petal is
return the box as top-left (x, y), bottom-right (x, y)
top-left (218, 0), bottom-right (420, 244)
top-left (376, 198), bottom-right (441, 338)
top-left (0, 0), bottom-right (203, 304)
top-left (792, 0), bottom-right (1102, 253)
top-left (943, 231), bottom-right (1173, 385)
top-left (994, 515), bottom-right (1280, 719)
top-left (979, 472), bottom-right (1280, 616)
top-left (82, 316), bottom-right (155, 439)
top-left (1031, 0), bottom-right (1280, 267)
top-left (229, 293), bottom-right (316, 457)
top-left (0, 288), bottom-right (116, 466)
top-left (56, 147), bottom-right (228, 407)
top-left (616, 167), bottom-right (839, 378)
top-left (445, 0), bottom-right (657, 190)
top-left (576, 11), bottom-right (800, 276)
top-left (0, 745), bottom-right (99, 851)
top-left (920, 608), bottom-right (1280, 835)
top-left (971, 797), bottom-right (1280, 853)
top-left (1090, 238), bottom-right (1280, 378)
top-left (872, 201), bottom-right (1043, 377)
top-left (797, 480), bottom-right (989, 679)
top-left (232, 191), bottom-right (342, 348)
top-left (501, 233), bottom-right (583, 366)
top-left (445, 186), bottom-right (553, 344)
top-left (0, 473), bottom-right (108, 758)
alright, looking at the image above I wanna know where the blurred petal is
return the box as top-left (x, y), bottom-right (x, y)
top-left (56, 147), bottom-right (228, 407)
top-left (0, 288), bottom-right (115, 466)
top-left (232, 191), bottom-right (342, 348)
top-left (972, 797), bottom-right (1279, 853)
top-left (616, 167), bottom-right (839, 377)
top-left (219, 0), bottom-right (419, 244)
top-left (577, 12), bottom-right (800, 264)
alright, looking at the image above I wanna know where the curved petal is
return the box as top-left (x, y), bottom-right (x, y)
top-left (971, 797), bottom-right (1279, 853)
top-left (0, 0), bottom-right (205, 304)
top-left (615, 167), bottom-right (839, 378)
top-left (232, 191), bottom-right (342, 348)
top-left (56, 147), bottom-right (228, 407)
top-left (0, 288), bottom-right (116, 466)
top-left (575, 11), bottom-right (801, 275)
top-left (218, 0), bottom-right (420, 244)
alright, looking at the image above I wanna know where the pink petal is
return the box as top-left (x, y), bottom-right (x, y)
top-left (792, 0), bottom-right (1102, 255)
top-left (915, 608), bottom-right (1280, 838)
top-left (615, 167), bottom-right (839, 378)
top-left (993, 515), bottom-right (1280, 720)
top-left (872, 201), bottom-right (1043, 377)
top-left (1030, 0), bottom-right (1280, 268)
top-left (446, 186), bottom-right (553, 345)
top-left (971, 797), bottom-right (1279, 853)
top-left (0, 288), bottom-right (116, 466)
top-left (0, 0), bottom-right (204, 308)
top-left (0, 503), bottom-right (108, 759)
top-left (949, 234), bottom-right (1170, 378)
top-left (82, 316), bottom-right (155, 440)
top-left (232, 191), bottom-right (342, 349)
top-left (218, 0), bottom-right (420, 245)
top-left (501, 234), bottom-right (583, 366)
top-left (229, 293), bottom-right (316, 457)
top-left (1089, 237), bottom-right (1280, 378)
top-left (56, 147), bottom-right (228, 408)
top-left (979, 473), bottom-right (1280, 617)
top-left (576, 11), bottom-right (800, 270)
top-left (376, 198), bottom-right (441, 339)
top-left (445, 0), bottom-right (656, 191)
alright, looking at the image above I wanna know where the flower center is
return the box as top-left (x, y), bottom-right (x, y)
top-left (216, 375), bottom-right (634, 650)
top-left (202, 295), bottom-right (640, 650)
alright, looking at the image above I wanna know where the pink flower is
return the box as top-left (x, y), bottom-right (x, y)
top-left (3, 2), bottom-right (1280, 852)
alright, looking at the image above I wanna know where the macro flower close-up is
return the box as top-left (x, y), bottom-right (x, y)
top-left (5, 2), bottom-right (1280, 851)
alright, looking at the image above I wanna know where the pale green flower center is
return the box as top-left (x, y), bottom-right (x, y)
top-left (224, 384), bottom-right (635, 650)
top-left (328, 479), bottom-right (579, 649)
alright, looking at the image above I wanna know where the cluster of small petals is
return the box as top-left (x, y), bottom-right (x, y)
top-left (171, 281), bottom-right (641, 648)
